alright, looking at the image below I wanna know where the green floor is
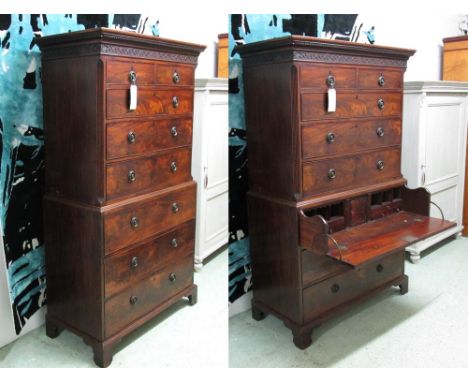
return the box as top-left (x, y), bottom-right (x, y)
top-left (229, 237), bottom-right (468, 367)
top-left (0, 249), bottom-right (228, 368)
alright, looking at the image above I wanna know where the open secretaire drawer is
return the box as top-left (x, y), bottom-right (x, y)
top-left (299, 186), bottom-right (456, 267)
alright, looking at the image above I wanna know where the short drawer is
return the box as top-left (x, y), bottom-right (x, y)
top-left (104, 220), bottom-right (195, 298)
top-left (106, 147), bottom-right (192, 200)
top-left (357, 68), bottom-right (403, 89)
top-left (301, 91), bottom-right (402, 121)
top-left (106, 118), bottom-right (192, 160)
top-left (155, 63), bottom-right (194, 86)
top-left (106, 59), bottom-right (154, 85)
top-left (302, 147), bottom-right (401, 196)
top-left (303, 251), bottom-right (404, 322)
top-left (105, 253), bottom-right (193, 337)
top-left (106, 88), bottom-right (193, 119)
top-left (106, 59), bottom-right (194, 87)
top-left (302, 118), bottom-right (401, 159)
top-left (299, 64), bottom-right (356, 89)
top-left (104, 182), bottom-right (196, 253)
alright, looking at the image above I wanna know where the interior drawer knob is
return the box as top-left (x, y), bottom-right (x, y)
top-left (170, 161), bottom-right (177, 173)
top-left (171, 126), bottom-right (178, 137)
top-left (331, 283), bottom-right (340, 293)
top-left (169, 272), bottom-right (177, 282)
top-left (377, 98), bottom-right (385, 110)
top-left (326, 132), bottom-right (336, 144)
top-left (376, 264), bottom-right (384, 272)
top-left (327, 74), bottom-right (335, 87)
top-left (129, 295), bottom-right (138, 305)
top-left (127, 131), bottom-right (136, 143)
top-left (376, 160), bottom-right (385, 171)
top-left (171, 238), bottom-right (178, 248)
top-left (172, 203), bottom-right (179, 213)
top-left (376, 127), bottom-right (385, 137)
top-left (130, 256), bottom-right (138, 269)
top-left (130, 216), bottom-right (139, 229)
top-left (378, 74), bottom-right (385, 87)
top-left (172, 96), bottom-right (179, 108)
top-left (173, 71), bottom-right (180, 84)
top-left (128, 170), bottom-right (136, 182)
top-left (327, 168), bottom-right (336, 180)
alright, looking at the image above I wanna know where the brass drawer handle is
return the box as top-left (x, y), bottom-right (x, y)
top-left (328, 168), bottom-right (336, 180)
top-left (376, 127), bottom-right (385, 137)
top-left (129, 70), bottom-right (137, 84)
top-left (172, 203), bottom-right (179, 213)
top-left (130, 256), bottom-right (138, 269)
top-left (377, 98), bottom-right (385, 110)
top-left (169, 272), bottom-right (177, 282)
top-left (376, 160), bottom-right (385, 171)
top-left (128, 170), bottom-right (136, 182)
top-left (129, 295), bottom-right (138, 305)
top-left (376, 264), bottom-right (384, 272)
top-left (172, 96), bottom-right (179, 108)
top-left (331, 283), bottom-right (340, 293)
top-left (326, 132), bottom-right (336, 144)
top-left (378, 74), bottom-right (385, 87)
top-left (327, 74), bottom-right (335, 88)
top-left (173, 71), bottom-right (180, 84)
top-left (130, 216), bottom-right (139, 229)
top-left (170, 161), bottom-right (177, 173)
top-left (171, 238), bottom-right (178, 248)
top-left (171, 126), bottom-right (178, 137)
top-left (127, 131), bottom-right (136, 144)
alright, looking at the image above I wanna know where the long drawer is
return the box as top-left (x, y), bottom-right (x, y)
top-left (301, 91), bottom-right (402, 121)
top-left (106, 147), bottom-right (192, 200)
top-left (302, 251), bottom-right (404, 322)
top-left (106, 88), bottom-right (193, 119)
top-left (105, 253), bottom-right (193, 337)
top-left (302, 147), bottom-right (401, 196)
top-left (104, 183), bottom-right (196, 254)
top-left (106, 118), bottom-right (192, 160)
top-left (301, 118), bottom-right (401, 160)
top-left (104, 220), bottom-right (195, 298)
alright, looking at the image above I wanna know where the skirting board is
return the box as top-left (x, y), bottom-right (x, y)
top-left (229, 291), bottom-right (252, 317)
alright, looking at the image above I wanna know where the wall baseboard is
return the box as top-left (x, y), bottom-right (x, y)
top-left (229, 291), bottom-right (252, 318)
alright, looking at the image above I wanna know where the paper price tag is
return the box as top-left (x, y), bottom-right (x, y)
top-left (129, 84), bottom-right (138, 110)
top-left (328, 88), bottom-right (336, 113)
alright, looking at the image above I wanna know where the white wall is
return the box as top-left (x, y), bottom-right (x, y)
top-left (361, 13), bottom-right (465, 81)
top-left (158, 13), bottom-right (228, 78)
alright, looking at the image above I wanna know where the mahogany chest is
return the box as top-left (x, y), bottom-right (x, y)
top-left (238, 36), bottom-right (455, 348)
top-left (37, 28), bottom-right (205, 367)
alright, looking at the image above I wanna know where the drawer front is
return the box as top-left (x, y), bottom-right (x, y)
top-left (357, 68), bottom-right (403, 89)
top-left (155, 63), bottom-right (194, 86)
top-left (106, 118), bottom-right (192, 160)
top-left (303, 252), bottom-right (404, 322)
top-left (302, 118), bottom-right (401, 159)
top-left (106, 89), bottom-right (193, 119)
top-left (106, 59), bottom-right (154, 85)
top-left (300, 64), bottom-right (356, 89)
top-left (302, 148), bottom-right (401, 195)
top-left (105, 253), bottom-right (193, 337)
top-left (106, 148), bottom-right (192, 200)
top-left (301, 92), bottom-right (402, 121)
top-left (104, 183), bottom-right (196, 253)
top-left (105, 220), bottom-right (195, 298)
top-left (106, 60), bottom-right (194, 87)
